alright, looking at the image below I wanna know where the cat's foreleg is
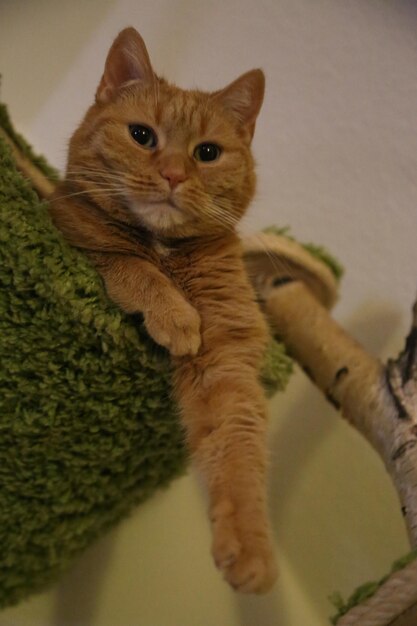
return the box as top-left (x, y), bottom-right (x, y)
top-left (174, 358), bottom-right (278, 593)
top-left (91, 253), bottom-right (201, 356)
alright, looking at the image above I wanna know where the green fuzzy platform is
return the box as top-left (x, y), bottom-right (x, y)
top-left (0, 105), bottom-right (295, 609)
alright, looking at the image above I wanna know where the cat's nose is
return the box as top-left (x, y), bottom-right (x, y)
top-left (159, 165), bottom-right (188, 190)
top-left (159, 154), bottom-right (188, 190)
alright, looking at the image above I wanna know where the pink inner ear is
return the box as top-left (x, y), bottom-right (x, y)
top-left (96, 27), bottom-right (155, 104)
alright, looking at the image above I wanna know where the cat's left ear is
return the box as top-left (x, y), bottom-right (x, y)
top-left (213, 69), bottom-right (265, 140)
top-left (96, 27), bottom-right (155, 104)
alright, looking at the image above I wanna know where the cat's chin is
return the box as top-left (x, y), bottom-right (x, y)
top-left (128, 199), bottom-right (189, 233)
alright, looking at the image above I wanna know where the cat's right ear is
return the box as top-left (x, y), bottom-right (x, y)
top-left (212, 69), bottom-right (265, 141)
top-left (96, 27), bottom-right (155, 104)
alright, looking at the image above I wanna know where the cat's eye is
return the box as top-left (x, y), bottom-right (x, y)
top-left (129, 124), bottom-right (158, 149)
top-left (194, 143), bottom-right (221, 163)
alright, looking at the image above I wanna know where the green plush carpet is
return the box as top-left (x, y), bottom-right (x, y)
top-left (0, 104), bottom-right (293, 609)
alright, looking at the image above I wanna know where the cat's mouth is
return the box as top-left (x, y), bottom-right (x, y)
top-left (127, 197), bottom-right (190, 232)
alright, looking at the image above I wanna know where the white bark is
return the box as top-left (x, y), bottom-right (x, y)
top-left (263, 282), bottom-right (417, 546)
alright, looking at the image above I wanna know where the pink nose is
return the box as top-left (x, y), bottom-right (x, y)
top-left (159, 165), bottom-right (187, 190)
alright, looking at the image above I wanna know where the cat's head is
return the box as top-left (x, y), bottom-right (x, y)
top-left (67, 27), bottom-right (265, 239)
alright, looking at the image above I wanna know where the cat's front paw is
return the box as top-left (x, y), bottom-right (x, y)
top-left (211, 500), bottom-right (278, 594)
top-left (217, 547), bottom-right (278, 594)
top-left (144, 297), bottom-right (201, 357)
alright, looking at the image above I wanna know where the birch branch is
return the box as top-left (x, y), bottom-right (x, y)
top-left (243, 233), bottom-right (417, 547)
top-left (264, 281), bottom-right (417, 545)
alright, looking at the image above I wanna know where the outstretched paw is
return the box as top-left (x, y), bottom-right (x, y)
top-left (210, 500), bottom-right (278, 594)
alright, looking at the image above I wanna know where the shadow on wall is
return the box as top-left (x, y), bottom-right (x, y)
top-left (0, 0), bottom-right (116, 125)
top-left (51, 532), bottom-right (116, 626)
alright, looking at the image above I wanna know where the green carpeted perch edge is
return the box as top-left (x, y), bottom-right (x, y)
top-left (329, 550), bottom-right (417, 624)
top-left (0, 103), bottom-right (339, 609)
top-left (263, 225), bottom-right (344, 282)
top-left (0, 134), bottom-right (189, 608)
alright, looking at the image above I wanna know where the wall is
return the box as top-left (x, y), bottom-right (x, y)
top-left (1, 1), bottom-right (416, 624)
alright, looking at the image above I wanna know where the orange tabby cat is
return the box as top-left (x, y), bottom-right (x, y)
top-left (49, 27), bottom-right (277, 593)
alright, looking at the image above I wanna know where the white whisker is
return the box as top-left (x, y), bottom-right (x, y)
top-left (52, 188), bottom-right (127, 202)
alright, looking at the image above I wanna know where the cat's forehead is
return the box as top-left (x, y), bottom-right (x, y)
top-left (122, 82), bottom-right (231, 140)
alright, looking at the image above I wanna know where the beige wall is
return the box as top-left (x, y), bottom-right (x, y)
top-left (1, 1), bottom-right (416, 624)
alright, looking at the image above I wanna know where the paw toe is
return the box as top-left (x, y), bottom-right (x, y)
top-left (226, 553), bottom-right (278, 594)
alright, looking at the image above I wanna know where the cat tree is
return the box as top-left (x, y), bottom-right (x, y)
top-left (1, 104), bottom-right (416, 624)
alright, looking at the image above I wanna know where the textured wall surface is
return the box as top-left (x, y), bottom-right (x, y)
top-left (1, 1), bottom-right (416, 624)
